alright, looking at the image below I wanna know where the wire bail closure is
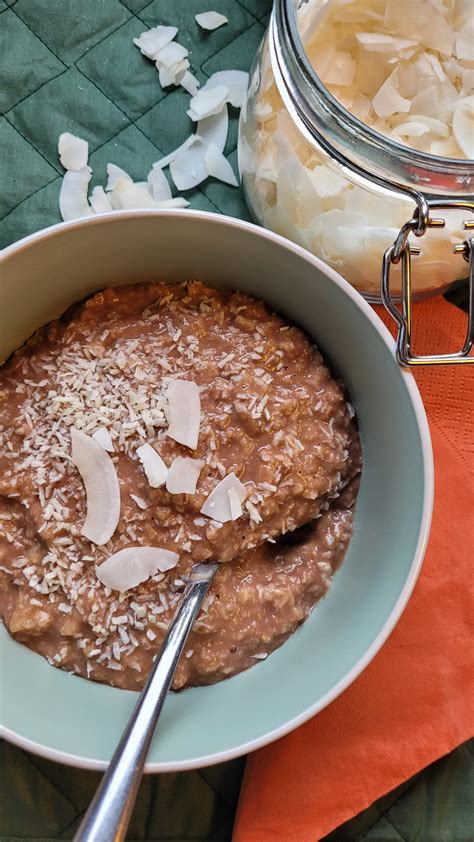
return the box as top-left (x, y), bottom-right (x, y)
top-left (381, 199), bottom-right (474, 366)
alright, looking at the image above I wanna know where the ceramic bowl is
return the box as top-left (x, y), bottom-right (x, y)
top-left (0, 211), bottom-right (433, 770)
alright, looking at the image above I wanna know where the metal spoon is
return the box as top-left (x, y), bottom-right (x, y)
top-left (73, 562), bottom-right (218, 842)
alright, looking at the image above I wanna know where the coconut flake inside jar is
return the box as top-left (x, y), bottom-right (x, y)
top-left (239, 0), bottom-right (474, 297)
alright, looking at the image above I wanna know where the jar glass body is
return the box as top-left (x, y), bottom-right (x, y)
top-left (238, 4), bottom-right (473, 299)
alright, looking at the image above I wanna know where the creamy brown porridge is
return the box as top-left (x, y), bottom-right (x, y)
top-left (0, 281), bottom-right (361, 690)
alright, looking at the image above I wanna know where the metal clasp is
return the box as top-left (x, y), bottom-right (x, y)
top-left (381, 200), bottom-right (474, 366)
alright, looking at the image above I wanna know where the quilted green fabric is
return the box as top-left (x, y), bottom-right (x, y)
top-left (1, 739), bottom-right (473, 840)
top-left (0, 1), bottom-right (472, 840)
top-left (0, 0), bottom-right (263, 247)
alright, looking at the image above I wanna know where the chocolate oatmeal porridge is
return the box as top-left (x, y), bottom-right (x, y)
top-left (0, 281), bottom-right (361, 690)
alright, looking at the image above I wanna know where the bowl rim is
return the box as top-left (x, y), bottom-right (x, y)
top-left (0, 210), bottom-right (434, 772)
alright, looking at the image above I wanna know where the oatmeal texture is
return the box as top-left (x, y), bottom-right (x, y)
top-left (0, 281), bottom-right (360, 689)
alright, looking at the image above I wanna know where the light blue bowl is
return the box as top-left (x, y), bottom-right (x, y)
top-left (0, 211), bottom-right (433, 770)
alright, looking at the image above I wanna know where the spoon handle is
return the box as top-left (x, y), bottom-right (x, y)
top-left (74, 562), bottom-right (218, 842)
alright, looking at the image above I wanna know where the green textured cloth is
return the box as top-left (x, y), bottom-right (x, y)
top-left (0, 0), bottom-right (263, 246)
top-left (1, 739), bottom-right (473, 841)
top-left (0, 2), bottom-right (472, 840)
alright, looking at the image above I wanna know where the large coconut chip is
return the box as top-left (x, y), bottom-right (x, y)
top-left (169, 137), bottom-right (208, 190)
top-left (197, 106), bottom-right (229, 152)
top-left (166, 380), bottom-right (201, 449)
top-left (455, 20), bottom-right (474, 62)
top-left (59, 167), bottom-right (93, 222)
top-left (96, 546), bottom-right (179, 592)
top-left (200, 473), bottom-right (247, 522)
top-left (166, 456), bottom-right (204, 494)
top-left (71, 428), bottom-right (120, 546)
top-left (110, 180), bottom-right (164, 210)
top-left (355, 32), bottom-right (418, 52)
top-left (58, 132), bottom-right (89, 171)
top-left (155, 41), bottom-right (189, 68)
top-left (187, 85), bottom-right (229, 121)
top-left (195, 11), bottom-right (228, 30)
top-left (372, 71), bottom-right (411, 117)
top-left (136, 443), bottom-right (168, 488)
top-left (106, 163), bottom-right (133, 191)
top-left (205, 144), bottom-right (238, 186)
top-left (92, 427), bottom-right (114, 452)
top-left (200, 70), bottom-right (249, 108)
top-left (90, 186), bottom-right (113, 214)
top-left (158, 60), bottom-right (190, 88)
top-left (228, 487), bottom-right (243, 520)
top-left (133, 25), bottom-right (178, 60)
top-left (153, 136), bottom-right (196, 171)
top-left (391, 121), bottom-right (430, 138)
top-left (147, 164), bottom-right (173, 200)
top-left (453, 96), bottom-right (474, 159)
top-left (179, 70), bottom-right (200, 96)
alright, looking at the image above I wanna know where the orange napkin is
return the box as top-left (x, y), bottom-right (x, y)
top-left (233, 297), bottom-right (474, 842)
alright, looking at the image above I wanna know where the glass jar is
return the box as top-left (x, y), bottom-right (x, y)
top-left (238, 0), bottom-right (474, 301)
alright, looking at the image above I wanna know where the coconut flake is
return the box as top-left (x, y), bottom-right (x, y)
top-left (200, 70), bottom-right (249, 107)
top-left (205, 144), bottom-right (238, 186)
top-left (461, 68), bottom-right (474, 97)
top-left (155, 41), bottom-right (189, 68)
top-left (96, 547), bottom-right (179, 592)
top-left (322, 50), bottom-right (357, 86)
top-left (200, 473), bottom-right (247, 522)
top-left (403, 115), bottom-right (449, 137)
top-left (453, 95), bottom-right (474, 158)
top-left (170, 136), bottom-right (208, 190)
top-left (59, 167), bottom-right (93, 222)
top-left (228, 487), bottom-right (243, 520)
top-left (245, 499), bottom-right (262, 524)
top-left (158, 59), bottom-right (190, 88)
top-left (197, 106), bottom-right (229, 152)
top-left (108, 180), bottom-right (143, 209)
top-left (384, 0), bottom-right (454, 54)
top-left (133, 26), bottom-right (178, 60)
top-left (307, 164), bottom-right (347, 198)
top-left (71, 428), bottom-right (120, 546)
top-left (108, 177), bottom-right (129, 209)
top-left (455, 19), bottom-right (474, 61)
top-left (430, 136), bottom-right (462, 156)
top-left (372, 70), bottom-right (411, 116)
top-left (151, 136), bottom-right (197, 170)
top-left (58, 132), bottom-right (89, 171)
top-left (110, 180), bottom-right (185, 210)
top-left (166, 457), bottom-right (204, 494)
top-left (134, 180), bottom-right (153, 191)
top-left (187, 84), bottom-right (229, 120)
top-left (90, 186), bottom-right (113, 214)
top-left (106, 163), bottom-right (133, 191)
top-left (110, 180), bottom-right (156, 209)
top-left (425, 52), bottom-right (448, 83)
top-left (146, 164), bottom-right (172, 200)
top-left (195, 11), bottom-right (228, 30)
top-left (391, 121), bottom-right (431, 137)
top-left (179, 70), bottom-right (201, 96)
top-left (166, 380), bottom-right (201, 449)
top-left (136, 443), bottom-right (168, 488)
top-left (130, 494), bottom-right (149, 510)
top-left (92, 427), bottom-right (114, 452)
top-left (355, 32), bottom-right (418, 52)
